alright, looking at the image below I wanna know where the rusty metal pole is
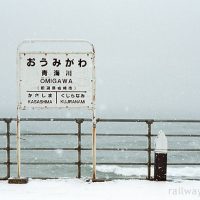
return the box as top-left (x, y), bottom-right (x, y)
top-left (6, 119), bottom-right (11, 179)
top-left (16, 106), bottom-right (21, 178)
top-left (76, 119), bottom-right (83, 178)
top-left (92, 113), bottom-right (97, 181)
top-left (8, 45), bottom-right (28, 184)
top-left (91, 45), bottom-right (97, 182)
top-left (16, 45), bottom-right (21, 179)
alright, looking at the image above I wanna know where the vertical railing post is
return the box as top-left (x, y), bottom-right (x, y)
top-left (76, 119), bottom-right (84, 178)
top-left (4, 118), bottom-right (11, 179)
top-left (146, 120), bottom-right (153, 180)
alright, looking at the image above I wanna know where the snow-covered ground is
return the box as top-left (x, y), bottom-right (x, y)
top-left (96, 166), bottom-right (200, 178)
top-left (1, 179), bottom-right (200, 200)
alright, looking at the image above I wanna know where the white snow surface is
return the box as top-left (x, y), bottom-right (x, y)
top-left (95, 166), bottom-right (200, 177)
top-left (1, 179), bottom-right (200, 200)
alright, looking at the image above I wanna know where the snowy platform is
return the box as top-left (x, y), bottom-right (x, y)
top-left (1, 179), bottom-right (200, 200)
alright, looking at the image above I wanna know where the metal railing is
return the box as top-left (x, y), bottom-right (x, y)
top-left (0, 118), bottom-right (200, 180)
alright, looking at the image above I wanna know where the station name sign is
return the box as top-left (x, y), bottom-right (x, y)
top-left (18, 53), bottom-right (94, 109)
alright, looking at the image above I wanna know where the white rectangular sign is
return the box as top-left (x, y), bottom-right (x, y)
top-left (18, 53), bottom-right (94, 109)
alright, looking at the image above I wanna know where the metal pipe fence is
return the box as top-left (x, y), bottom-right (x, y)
top-left (0, 118), bottom-right (200, 180)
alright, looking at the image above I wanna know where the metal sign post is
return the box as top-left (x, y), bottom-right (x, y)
top-left (8, 39), bottom-right (97, 183)
top-left (16, 106), bottom-right (21, 179)
top-left (92, 50), bottom-right (96, 180)
top-left (92, 112), bottom-right (97, 181)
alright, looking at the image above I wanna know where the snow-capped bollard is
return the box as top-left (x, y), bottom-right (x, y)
top-left (154, 131), bottom-right (167, 181)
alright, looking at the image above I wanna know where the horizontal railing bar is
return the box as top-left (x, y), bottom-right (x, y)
top-left (27, 176), bottom-right (200, 181)
top-left (0, 118), bottom-right (142, 122)
top-left (93, 163), bottom-right (200, 166)
top-left (18, 118), bottom-right (91, 122)
top-left (94, 148), bottom-right (200, 152)
top-left (97, 119), bottom-right (151, 122)
top-left (29, 177), bottom-right (146, 180)
top-left (0, 118), bottom-right (200, 123)
top-left (1, 132), bottom-right (200, 137)
top-left (0, 118), bottom-right (90, 122)
top-left (83, 148), bottom-right (148, 151)
top-left (154, 120), bottom-right (200, 123)
top-left (0, 133), bottom-right (151, 136)
top-left (97, 134), bottom-right (147, 136)
top-left (0, 148), bottom-right (148, 151)
top-left (1, 133), bottom-right (200, 137)
top-left (0, 118), bottom-right (15, 122)
top-left (10, 162), bottom-right (78, 165)
top-left (83, 162), bottom-right (147, 165)
top-left (10, 133), bottom-right (78, 136)
top-left (0, 148), bottom-right (200, 151)
top-left (168, 149), bottom-right (200, 151)
top-left (3, 162), bottom-right (148, 165)
top-left (163, 134), bottom-right (200, 137)
top-left (1, 162), bottom-right (200, 166)
top-left (13, 133), bottom-right (148, 137)
top-left (166, 163), bottom-right (200, 165)
top-left (97, 134), bottom-right (200, 137)
top-left (1, 148), bottom-right (63, 150)
top-left (97, 119), bottom-right (200, 123)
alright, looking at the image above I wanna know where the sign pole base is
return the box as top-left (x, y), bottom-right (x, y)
top-left (8, 177), bottom-right (28, 184)
top-left (92, 179), bottom-right (105, 182)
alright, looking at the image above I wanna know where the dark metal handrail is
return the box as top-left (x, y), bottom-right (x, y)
top-left (0, 118), bottom-right (200, 180)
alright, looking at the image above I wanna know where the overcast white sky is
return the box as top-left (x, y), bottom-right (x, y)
top-left (0, 0), bottom-right (200, 119)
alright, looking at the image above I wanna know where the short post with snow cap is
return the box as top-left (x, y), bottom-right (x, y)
top-left (154, 131), bottom-right (168, 181)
